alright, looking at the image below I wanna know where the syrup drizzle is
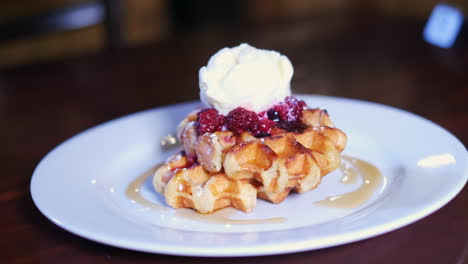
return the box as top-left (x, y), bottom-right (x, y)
top-left (125, 164), bottom-right (286, 224)
top-left (315, 156), bottom-right (383, 208)
top-left (126, 164), bottom-right (165, 210)
top-left (126, 156), bottom-right (383, 224)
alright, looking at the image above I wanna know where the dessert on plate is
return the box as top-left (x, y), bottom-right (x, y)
top-left (153, 43), bottom-right (347, 214)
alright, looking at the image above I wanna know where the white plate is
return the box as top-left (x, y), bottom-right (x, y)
top-left (31, 95), bottom-right (468, 257)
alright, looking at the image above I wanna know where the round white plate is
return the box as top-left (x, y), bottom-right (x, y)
top-left (31, 95), bottom-right (468, 257)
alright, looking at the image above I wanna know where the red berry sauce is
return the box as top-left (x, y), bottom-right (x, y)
top-left (195, 96), bottom-right (308, 136)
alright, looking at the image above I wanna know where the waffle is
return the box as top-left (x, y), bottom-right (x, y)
top-left (153, 107), bottom-right (347, 213)
top-left (153, 153), bottom-right (257, 213)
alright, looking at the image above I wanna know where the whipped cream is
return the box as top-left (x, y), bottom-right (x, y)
top-left (199, 43), bottom-right (293, 115)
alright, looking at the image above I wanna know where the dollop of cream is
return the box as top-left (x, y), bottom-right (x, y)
top-left (199, 43), bottom-right (293, 115)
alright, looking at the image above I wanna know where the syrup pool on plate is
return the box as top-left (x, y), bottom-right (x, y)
top-left (126, 155), bottom-right (384, 225)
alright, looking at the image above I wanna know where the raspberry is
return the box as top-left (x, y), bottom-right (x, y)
top-left (257, 117), bottom-right (275, 134)
top-left (285, 96), bottom-right (306, 121)
top-left (226, 107), bottom-right (259, 135)
top-left (298, 100), bottom-right (307, 110)
top-left (271, 96), bottom-right (307, 122)
top-left (196, 108), bottom-right (225, 134)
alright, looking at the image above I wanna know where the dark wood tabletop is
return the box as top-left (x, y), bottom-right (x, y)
top-left (1, 14), bottom-right (467, 264)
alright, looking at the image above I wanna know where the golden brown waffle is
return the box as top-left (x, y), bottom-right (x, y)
top-left (154, 107), bottom-right (347, 213)
top-left (301, 108), bottom-right (334, 127)
top-left (262, 134), bottom-right (321, 193)
top-left (153, 153), bottom-right (257, 213)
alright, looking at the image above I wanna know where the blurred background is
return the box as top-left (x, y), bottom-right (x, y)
top-left (1, 0), bottom-right (466, 69)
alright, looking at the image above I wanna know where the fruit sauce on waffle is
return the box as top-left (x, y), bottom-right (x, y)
top-left (196, 96), bottom-right (307, 137)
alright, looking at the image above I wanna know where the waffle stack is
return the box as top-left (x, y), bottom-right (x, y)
top-left (153, 108), bottom-right (347, 214)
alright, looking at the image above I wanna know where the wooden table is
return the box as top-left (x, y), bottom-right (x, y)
top-left (1, 14), bottom-right (467, 263)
